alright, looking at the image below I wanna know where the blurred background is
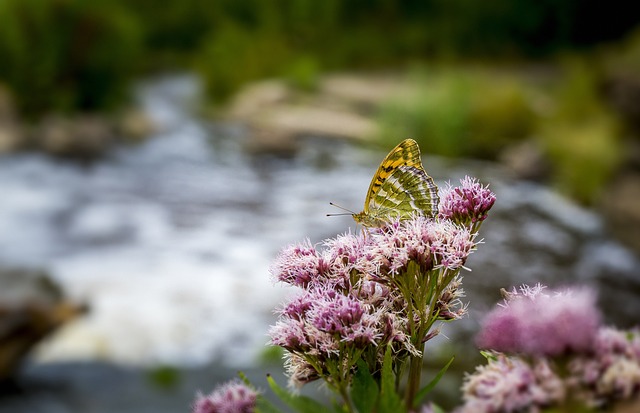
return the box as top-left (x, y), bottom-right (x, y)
top-left (1, 1), bottom-right (639, 411)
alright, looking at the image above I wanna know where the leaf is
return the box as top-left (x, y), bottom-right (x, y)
top-left (266, 374), bottom-right (330, 413)
top-left (480, 350), bottom-right (498, 362)
top-left (377, 347), bottom-right (405, 413)
top-left (351, 359), bottom-right (379, 413)
top-left (413, 356), bottom-right (455, 407)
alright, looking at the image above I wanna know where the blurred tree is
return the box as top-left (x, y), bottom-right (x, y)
top-left (0, 0), bottom-right (142, 117)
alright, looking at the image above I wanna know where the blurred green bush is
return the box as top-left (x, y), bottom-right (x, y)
top-left (377, 69), bottom-right (537, 159)
top-left (539, 58), bottom-right (622, 204)
top-left (0, 0), bottom-right (142, 117)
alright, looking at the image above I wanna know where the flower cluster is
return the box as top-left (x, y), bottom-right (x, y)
top-left (265, 175), bottom-right (495, 410)
top-left (457, 354), bottom-right (565, 413)
top-left (476, 284), bottom-right (601, 356)
top-left (269, 217), bottom-right (476, 388)
top-left (568, 327), bottom-right (640, 407)
top-left (458, 284), bottom-right (640, 412)
top-left (439, 176), bottom-right (496, 233)
top-left (192, 380), bottom-right (258, 413)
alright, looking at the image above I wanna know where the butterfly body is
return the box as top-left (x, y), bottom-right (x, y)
top-left (353, 139), bottom-right (439, 227)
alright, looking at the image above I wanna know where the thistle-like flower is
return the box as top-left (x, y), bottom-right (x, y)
top-left (475, 284), bottom-right (601, 357)
top-left (267, 175), bottom-right (495, 410)
top-left (457, 354), bottom-right (565, 413)
top-left (192, 380), bottom-right (258, 413)
top-left (439, 176), bottom-right (496, 233)
top-left (269, 216), bottom-right (478, 392)
top-left (568, 327), bottom-right (640, 407)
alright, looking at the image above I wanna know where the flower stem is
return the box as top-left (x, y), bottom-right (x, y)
top-left (405, 350), bottom-right (424, 409)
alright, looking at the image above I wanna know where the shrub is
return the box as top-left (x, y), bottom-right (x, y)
top-left (0, 0), bottom-right (142, 117)
top-left (376, 69), bottom-right (536, 159)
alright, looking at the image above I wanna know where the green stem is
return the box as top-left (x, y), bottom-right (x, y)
top-left (405, 349), bottom-right (424, 409)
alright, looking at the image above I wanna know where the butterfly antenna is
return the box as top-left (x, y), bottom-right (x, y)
top-left (327, 202), bottom-right (356, 217)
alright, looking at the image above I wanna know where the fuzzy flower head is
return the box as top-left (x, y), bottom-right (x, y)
top-left (568, 327), bottom-right (640, 407)
top-left (192, 380), bottom-right (258, 413)
top-left (439, 176), bottom-right (496, 231)
top-left (457, 354), bottom-right (565, 413)
top-left (476, 284), bottom-right (601, 357)
top-left (360, 217), bottom-right (475, 277)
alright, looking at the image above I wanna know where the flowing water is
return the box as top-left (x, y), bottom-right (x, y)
top-left (0, 75), bottom-right (638, 369)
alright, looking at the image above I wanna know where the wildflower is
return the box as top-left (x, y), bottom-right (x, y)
top-left (457, 354), bottom-right (565, 413)
top-left (435, 276), bottom-right (467, 321)
top-left (192, 380), bottom-right (258, 413)
top-left (269, 239), bottom-right (324, 287)
top-left (360, 217), bottom-right (475, 277)
top-left (568, 327), bottom-right (640, 407)
top-left (269, 209), bottom-right (484, 402)
top-left (439, 176), bottom-right (496, 232)
top-left (476, 285), bottom-right (601, 357)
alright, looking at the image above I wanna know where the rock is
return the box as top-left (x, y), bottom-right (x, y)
top-left (0, 125), bottom-right (23, 154)
top-left (34, 115), bottom-right (115, 160)
top-left (601, 172), bottom-right (640, 253)
top-left (0, 84), bottom-right (25, 153)
top-left (319, 74), bottom-right (411, 109)
top-left (0, 268), bottom-right (85, 383)
top-left (224, 75), bottom-right (390, 155)
top-left (115, 108), bottom-right (156, 143)
top-left (227, 80), bottom-right (290, 120)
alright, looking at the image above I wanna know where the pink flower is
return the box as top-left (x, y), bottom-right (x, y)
top-left (270, 239), bottom-right (324, 287)
top-left (476, 285), bottom-right (601, 356)
top-left (568, 327), bottom-right (640, 406)
top-left (439, 176), bottom-right (496, 231)
top-left (192, 380), bottom-right (258, 413)
top-left (457, 354), bottom-right (564, 413)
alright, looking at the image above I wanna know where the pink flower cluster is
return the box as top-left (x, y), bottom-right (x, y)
top-left (460, 284), bottom-right (640, 412)
top-left (476, 284), bottom-right (601, 356)
top-left (269, 216), bottom-right (478, 386)
top-left (569, 327), bottom-right (640, 407)
top-left (192, 380), bottom-right (258, 413)
top-left (439, 176), bottom-right (496, 231)
top-left (457, 354), bottom-right (564, 413)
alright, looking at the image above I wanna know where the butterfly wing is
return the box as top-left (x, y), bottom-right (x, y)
top-left (358, 139), bottom-right (439, 226)
top-left (362, 139), bottom-right (423, 211)
top-left (366, 165), bottom-right (439, 221)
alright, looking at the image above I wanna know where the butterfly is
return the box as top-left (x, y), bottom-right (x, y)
top-left (350, 139), bottom-right (439, 227)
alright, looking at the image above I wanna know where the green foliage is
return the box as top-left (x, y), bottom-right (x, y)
top-left (1, 0), bottom-right (638, 116)
top-left (0, 0), bottom-right (142, 116)
top-left (378, 346), bottom-right (405, 413)
top-left (284, 55), bottom-right (321, 92)
top-left (146, 365), bottom-right (181, 389)
top-left (258, 343), bottom-right (286, 365)
top-left (377, 69), bottom-right (536, 159)
top-left (351, 360), bottom-right (378, 413)
top-left (266, 374), bottom-right (330, 413)
top-left (538, 58), bottom-right (622, 204)
top-left (413, 356), bottom-right (455, 407)
top-left (195, 24), bottom-right (292, 101)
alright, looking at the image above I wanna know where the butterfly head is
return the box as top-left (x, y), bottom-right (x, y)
top-left (352, 211), bottom-right (386, 228)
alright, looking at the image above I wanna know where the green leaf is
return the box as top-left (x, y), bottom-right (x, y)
top-left (480, 350), bottom-right (498, 361)
top-left (351, 359), bottom-right (379, 413)
top-left (378, 347), bottom-right (405, 413)
top-left (413, 356), bottom-right (455, 407)
top-left (266, 374), bottom-right (330, 413)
